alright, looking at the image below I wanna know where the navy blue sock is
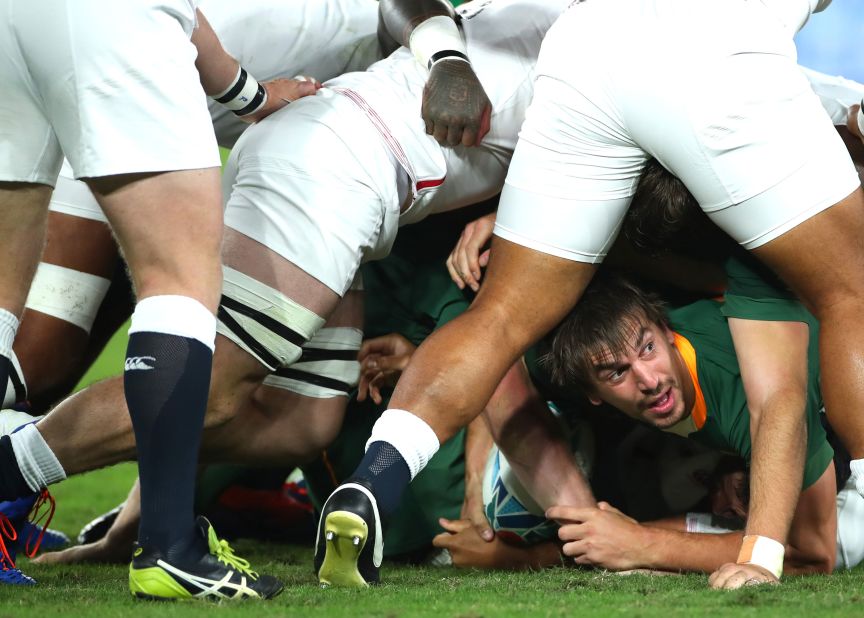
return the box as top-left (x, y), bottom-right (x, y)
top-left (124, 332), bottom-right (211, 558)
top-left (0, 435), bottom-right (31, 500)
top-left (348, 441), bottom-right (411, 518)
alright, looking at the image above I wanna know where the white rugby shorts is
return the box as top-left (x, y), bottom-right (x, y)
top-left (495, 0), bottom-right (859, 261)
top-left (222, 90), bottom-right (403, 296)
top-left (0, 0), bottom-right (219, 185)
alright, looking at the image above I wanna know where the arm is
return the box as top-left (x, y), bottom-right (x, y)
top-left (711, 318), bottom-right (809, 587)
top-left (550, 503), bottom-right (743, 572)
top-left (784, 461), bottom-right (837, 575)
top-left (485, 360), bottom-right (595, 511)
top-left (378, 0), bottom-right (491, 147)
top-left (191, 10), bottom-right (318, 121)
top-left (461, 412), bottom-right (495, 540)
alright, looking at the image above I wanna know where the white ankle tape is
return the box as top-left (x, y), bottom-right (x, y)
top-left (10, 423), bottom-right (66, 492)
top-left (129, 295), bottom-right (216, 351)
top-left (851, 458), bottom-right (864, 499)
top-left (366, 409), bottom-right (440, 480)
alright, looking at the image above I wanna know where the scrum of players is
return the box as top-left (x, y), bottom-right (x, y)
top-left (1, 0), bottom-right (863, 599)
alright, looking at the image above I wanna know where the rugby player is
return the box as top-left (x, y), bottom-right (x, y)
top-left (325, 0), bottom-right (864, 590)
top-left (0, 0), bottom-right (322, 596)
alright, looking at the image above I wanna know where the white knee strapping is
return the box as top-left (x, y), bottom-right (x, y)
top-left (366, 408), bottom-right (440, 480)
top-left (217, 266), bottom-right (325, 371)
top-left (263, 327), bottom-right (362, 398)
top-left (129, 295), bottom-right (217, 351)
top-left (2, 351), bottom-right (26, 408)
top-left (24, 262), bottom-right (111, 333)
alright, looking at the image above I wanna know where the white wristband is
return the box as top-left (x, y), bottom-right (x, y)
top-left (408, 15), bottom-right (469, 70)
top-left (737, 535), bottom-right (784, 579)
top-left (685, 512), bottom-right (738, 535)
top-left (213, 65), bottom-right (268, 117)
top-left (857, 100), bottom-right (864, 137)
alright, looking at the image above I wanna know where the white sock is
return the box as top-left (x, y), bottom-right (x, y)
top-left (850, 458), bottom-right (864, 500)
top-left (365, 409), bottom-right (440, 480)
top-left (9, 423), bottom-right (66, 492)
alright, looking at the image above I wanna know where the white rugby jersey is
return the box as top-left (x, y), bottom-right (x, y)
top-left (326, 0), bottom-right (573, 226)
top-left (201, 0), bottom-right (381, 148)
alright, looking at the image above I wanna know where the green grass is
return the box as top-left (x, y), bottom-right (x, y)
top-left (3, 292), bottom-right (862, 615)
top-left (1, 460), bottom-right (862, 616)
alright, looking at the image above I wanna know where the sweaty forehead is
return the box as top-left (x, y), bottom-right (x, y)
top-left (588, 316), bottom-right (653, 369)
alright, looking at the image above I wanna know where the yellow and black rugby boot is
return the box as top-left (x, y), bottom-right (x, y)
top-left (129, 516), bottom-right (283, 601)
top-left (314, 480), bottom-right (382, 587)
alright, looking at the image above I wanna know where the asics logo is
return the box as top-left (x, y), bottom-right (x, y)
top-left (125, 356), bottom-right (156, 371)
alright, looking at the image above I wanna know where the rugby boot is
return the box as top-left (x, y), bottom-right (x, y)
top-left (0, 497), bottom-right (37, 585)
top-left (314, 480), bottom-right (382, 587)
top-left (77, 503), bottom-right (124, 545)
top-left (129, 516), bottom-right (283, 601)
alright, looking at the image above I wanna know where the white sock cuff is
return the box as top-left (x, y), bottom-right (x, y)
top-left (9, 423), bottom-right (66, 492)
top-left (365, 409), bottom-right (440, 480)
top-left (0, 308), bottom-right (19, 358)
top-left (129, 295), bottom-right (217, 351)
top-left (850, 458), bottom-right (864, 499)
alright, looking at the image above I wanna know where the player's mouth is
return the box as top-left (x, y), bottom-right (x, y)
top-left (644, 388), bottom-right (675, 418)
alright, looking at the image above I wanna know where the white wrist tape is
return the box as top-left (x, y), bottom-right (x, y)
top-left (737, 534), bottom-right (784, 578)
top-left (213, 65), bottom-right (268, 117)
top-left (408, 15), bottom-right (469, 70)
top-left (857, 100), bottom-right (864, 137)
top-left (685, 512), bottom-right (738, 534)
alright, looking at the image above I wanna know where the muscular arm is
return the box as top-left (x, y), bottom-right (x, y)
top-left (389, 236), bottom-right (595, 446)
top-left (784, 462), bottom-right (837, 574)
top-left (190, 9), bottom-right (240, 96)
top-left (729, 318), bottom-right (809, 557)
top-left (485, 360), bottom-right (595, 510)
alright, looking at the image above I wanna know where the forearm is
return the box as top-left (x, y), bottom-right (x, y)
top-left (636, 527), bottom-right (743, 573)
top-left (190, 9), bottom-right (240, 96)
top-left (746, 391), bottom-right (807, 546)
top-left (378, 0), bottom-right (455, 48)
top-left (486, 362), bottom-right (594, 509)
top-left (464, 413), bottom-right (494, 503)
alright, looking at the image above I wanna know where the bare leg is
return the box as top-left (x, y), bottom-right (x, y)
top-left (14, 211), bottom-right (123, 411)
top-left (752, 187), bottom-right (864, 460)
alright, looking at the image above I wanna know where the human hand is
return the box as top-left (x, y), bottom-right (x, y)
top-left (708, 562), bottom-right (780, 589)
top-left (446, 212), bottom-right (496, 291)
top-left (548, 502), bottom-right (645, 570)
top-left (243, 76), bottom-right (321, 123)
top-left (356, 333), bottom-right (417, 404)
top-left (422, 60), bottom-right (492, 147)
top-left (433, 518), bottom-right (536, 569)
top-left (461, 478), bottom-right (494, 542)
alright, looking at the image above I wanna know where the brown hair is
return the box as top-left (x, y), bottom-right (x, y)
top-left (545, 273), bottom-right (668, 394)
top-left (624, 158), bottom-right (727, 258)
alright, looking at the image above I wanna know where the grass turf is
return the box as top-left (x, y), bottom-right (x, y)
top-left (0, 459), bottom-right (860, 616)
top-left (2, 320), bottom-right (862, 615)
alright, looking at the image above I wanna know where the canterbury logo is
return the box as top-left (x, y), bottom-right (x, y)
top-left (125, 356), bottom-right (156, 371)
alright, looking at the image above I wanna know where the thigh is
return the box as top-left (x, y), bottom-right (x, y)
top-left (222, 94), bottom-right (400, 297)
top-left (88, 168), bottom-right (224, 311)
top-left (15, 0), bottom-right (219, 178)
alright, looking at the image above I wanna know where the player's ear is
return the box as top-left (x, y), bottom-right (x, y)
top-left (663, 324), bottom-right (676, 345)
